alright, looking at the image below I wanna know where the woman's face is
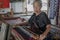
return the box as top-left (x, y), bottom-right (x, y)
top-left (33, 2), bottom-right (41, 13)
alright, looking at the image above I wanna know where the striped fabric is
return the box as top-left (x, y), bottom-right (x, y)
top-left (11, 29), bottom-right (24, 40)
top-left (49, 0), bottom-right (58, 19)
top-left (11, 27), bottom-right (36, 40)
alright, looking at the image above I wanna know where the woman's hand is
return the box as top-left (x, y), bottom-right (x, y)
top-left (39, 34), bottom-right (46, 40)
top-left (32, 35), bottom-right (39, 40)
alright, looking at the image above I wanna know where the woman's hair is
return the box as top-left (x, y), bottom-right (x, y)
top-left (33, 0), bottom-right (42, 8)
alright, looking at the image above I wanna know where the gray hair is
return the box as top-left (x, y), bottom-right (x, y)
top-left (33, 0), bottom-right (42, 8)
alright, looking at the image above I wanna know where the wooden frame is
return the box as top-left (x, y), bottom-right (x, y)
top-left (0, 21), bottom-right (10, 40)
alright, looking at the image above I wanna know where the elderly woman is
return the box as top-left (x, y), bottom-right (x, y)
top-left (15, 0), bottom-right (52, 40)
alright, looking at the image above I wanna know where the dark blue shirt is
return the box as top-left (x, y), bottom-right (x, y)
top-left (28, 12), bottom-right (51, 35)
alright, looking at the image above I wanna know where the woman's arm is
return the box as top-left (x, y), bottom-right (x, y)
top-left (42, 24), bottom-right (51, 36)
top-left (39, 24), bottom-right (51, 40)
